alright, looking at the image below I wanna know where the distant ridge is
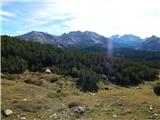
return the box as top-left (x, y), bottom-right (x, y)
top-left (138, 35), bottom-right (160, 51)
top-left (16, 31), bottom-right (160, 51)
top-left (17, 31), bottom-right (57, 44)
top-left (110, 34), bottom-right (144, 48)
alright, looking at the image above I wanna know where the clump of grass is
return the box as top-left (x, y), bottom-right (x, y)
top-left (24, 79), bottom-right (44, 86)
top-left (153, 82), bottom-right (160, 96)
top-left (56, 81), bottom-right (64, 88)
top-left (68, 101), bottom-right (81, 108)
top-left (15, 101), bottom-right (43, 112)
top-left (4, 74), bottom-right (18, 80)
top-left (50, 76), bottom-right (59, 83)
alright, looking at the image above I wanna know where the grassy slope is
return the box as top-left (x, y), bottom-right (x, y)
top-left (1, 72), bottom-right (160, 120)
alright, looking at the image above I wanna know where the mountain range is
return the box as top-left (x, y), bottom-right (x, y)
top-left (17, 31), bottom-right (57, 44)
top-left (16, 31), bottom-right (160, 51)
top-left (111, 34), bottom-right (144, 48)
top-left (138, 35), bottom-right (160, 51)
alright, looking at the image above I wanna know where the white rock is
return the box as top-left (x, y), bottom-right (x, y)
top-left (61, 111), bottom-right (66, 115)
top-left (73, 106), bottom-right (86, 114)
top-left (49, 114), bottom-right (57, 119)
top-left (47, 109), bottom-right (51, 112)
top-left (149, 106), bottom-right (153, 110)
top-left (154, 113), bottom-right (158, 116)
top-left (112, 114), bottom-right (118, 118)
top-left (136, 87), bottom-right (141, 89)
top-left (20, 117), bottom-right (26, 120)
top-left (1, 73), bottom-right (5, 78)
top-left (20, 75), bottom-right (24, 79)
top-left (45, 69), bottom-right (51, 74)
top-left (23, 98), bottom-right (27, 101)
top-left (4, 109), bottom-right (13, 116)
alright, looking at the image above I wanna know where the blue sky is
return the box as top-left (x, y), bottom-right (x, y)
top-left (1, 0), bottom-right (160, 38)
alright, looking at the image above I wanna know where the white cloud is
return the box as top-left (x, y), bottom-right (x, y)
top-left (0, 10), bottom-right (15, 17)
top-left (28, 0), bottom-right (160, 37)
top-left (0, 16), bottom-right (9, 22)
top-left (2, 0), bottom-right (160, 37)
top-left (0, 10), bottom-right (16, 23)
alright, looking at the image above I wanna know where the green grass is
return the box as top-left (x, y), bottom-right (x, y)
top-left (1, 72), bottom-right (160, 120)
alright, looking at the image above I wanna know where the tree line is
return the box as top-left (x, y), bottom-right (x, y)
top-left (1, 35), bottom-right (159, 92)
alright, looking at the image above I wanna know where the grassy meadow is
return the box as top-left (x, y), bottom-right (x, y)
top-left (1, 72), bottom-right (160, 120)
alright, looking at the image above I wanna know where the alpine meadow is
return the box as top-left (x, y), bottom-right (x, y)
top-left (1, 0), bottom-right (160, 120)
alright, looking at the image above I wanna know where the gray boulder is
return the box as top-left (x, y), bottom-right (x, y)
top-left (3, 109), bottom-right (13, 116)
top-left (73, 106), bottom-right (86, 114)
top-left (101, 85), bottom-right (112, 90)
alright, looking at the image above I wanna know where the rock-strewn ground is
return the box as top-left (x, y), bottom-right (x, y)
top-left (1, 72), bottom-right (160, 120)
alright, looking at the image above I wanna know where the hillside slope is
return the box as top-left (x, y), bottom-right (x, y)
top-left (17, 31), bottom-right (57, 44)
top-left (1, 72), bottom-right (160, 120)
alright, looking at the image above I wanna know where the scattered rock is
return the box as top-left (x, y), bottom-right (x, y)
top-left (19, 75), bottom-right (24, 79)
top-left (73, 106), bottom-right (86, 114)
top-left (20, 116), bottom-right (26, 120)
top-left (149, 105), bottom-right (153, 111)
top-left (125, 109), bottom-right (132, 113)
top-left (22, 98), bottom-right (28, 101)
top-left (1, 73), bottom-right (5, 78)
top-left (112, 114), bottom-right (118, 118)
top-left (49, 113), bottom-right (57, 120)
top-left (53, 113), bottom-right (57, 117)
top-left (101, 85), bottom-right (112, 90)
top-left (92, 93), bottom-right (96, 96)
top-left (154, 113), bottom-right (158, 117)
top-left (41, 79), bottom-right (46, 83)
top-left (3, 109), bottom-right (13, 116)
top-left (136, 87), bottom-right (142, 89)
top-left (103, 108), bottom-right (112, 111)
top-left (61, 110), bottom-right (66, 115)
top-left (48, 109), bottom-right (51, 112)
top-left (45, 68), bottom-right (51, 74)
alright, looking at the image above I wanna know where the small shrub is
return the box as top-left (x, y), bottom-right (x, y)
top-left (100, 74), bottom-right (108, 80)
top-left (76, 69), bottom-right (99, 92)
top-left (24, 79), bottom-right (43, 86)
top-left (4, 74), bottom-right (18, 80)
top-left (56, 88), bottom-right (62, 93)
top-left (153, 83), bottom-right (160, 96)
top-left (50, 76), bottom-right (58, 83)
top-left (68, 101), bottom-right (81, 108)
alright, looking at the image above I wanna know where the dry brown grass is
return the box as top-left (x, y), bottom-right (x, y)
top-left (1, 72), bottom-right (160, 120)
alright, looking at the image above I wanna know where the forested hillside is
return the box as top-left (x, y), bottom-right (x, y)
top-left (84, 45), bottom-right (160, 61)
top-left (1, 35), bottom-right (159, 91)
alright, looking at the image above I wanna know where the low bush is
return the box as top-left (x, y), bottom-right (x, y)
top-left (50, 76), bottom-right (59, 83)
top-left (68, 101), bottom-right (81, 108)
top-left (153, 83), bottom-right (160, 96)
top-left (24, 79), bottom-right (43, 86)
